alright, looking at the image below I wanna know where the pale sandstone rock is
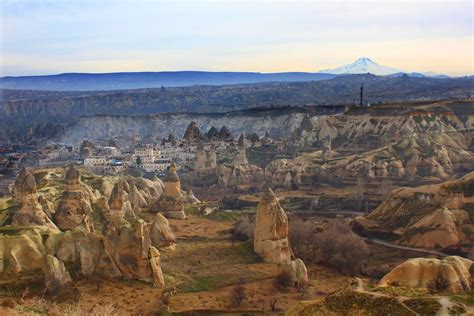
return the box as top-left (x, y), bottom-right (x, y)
top-left (254, 188), bottom-right (291, 265)
top-left (288, 258), bottom-right (309, 285)
top-left (150, 213), bottom-right (176, 249)
top-left (379, 256), bottom-right (473, 293)
top-left (11, 168), bottom-right (58, 230)
top-left (233, 134), bottom-right (248, 165)
top-left (151, 163), bottom-right (186, 219)
top-left (54, 164), bottom-right (94, 232)
top-left (184, 190), bottom-right (201, 204)
top-left (44, 254), bottom-right (71, 289)
top-left (108, 181), bottom-right (127, 226)
top-left (149, 246), bottom-right (165, 287)
top-left (127, 180), bottom-right (148, 209)
top-left (1, 224), bottom-right (165, 288)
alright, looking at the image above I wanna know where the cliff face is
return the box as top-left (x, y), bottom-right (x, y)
top-left (61, 107), bottom-right (344, 145)
top-left (2, 74), bottom-right (472, 142)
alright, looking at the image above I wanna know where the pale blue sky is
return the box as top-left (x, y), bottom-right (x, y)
top-left (1, 0), bottom-right (472, 76)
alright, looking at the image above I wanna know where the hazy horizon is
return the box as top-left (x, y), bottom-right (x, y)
top-left (1, 0), bottom-right (473, 77)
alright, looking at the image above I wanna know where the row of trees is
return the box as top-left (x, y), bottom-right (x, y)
top-left (288, 218), bottom-right (370, 276)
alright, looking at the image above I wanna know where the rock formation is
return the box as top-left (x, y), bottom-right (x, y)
top-left (183, 121), bottom-right (203, 143)
top-left (107, 180), bottom-right (127, 226)
top-left (54, 164), bottom-right (95, 232)
top-left (218, 164), bottom-right (265, 188)
top-left (11, 167), bottom-right (58, 229)
top-left (150, 213), bottom-right (176, 249)
top-left (254, 188), bottom-right (291, 265)
top-left (358, 172), bottom-right (474, 250)
top-left (127, 179), bottom-right (148, 209)
top-left (184, 190), bottom-right (201, 204)
top-left (206, 144), bottom-right (217, 168)
top-left (219, 125), bottom-right (232, 141)
top-left (195, 143), bottom-right (207, 169)
top-left (254, 188), bottom-right (308, 284)
top-left (206, 126), bottom-right (219, 141)
top-left (151, 162), bottom-right (186, 219)
top-left (104, 219), bottom-right (164, 286)
top-left (0, 225), bottom-right (165, 288)
top-left (233, 134), bottom-right (248, 165)
top-left (379, 256), bottom-right (473, 293)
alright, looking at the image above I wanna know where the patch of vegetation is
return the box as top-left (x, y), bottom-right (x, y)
top-left (325, 289), bottom-right (414, 315)
top-left (184, 204), bottom-right (201, 215)
top-left (178, 275), bottom-right (228, 292)
top-left (228, 241), bottom-right (261, 263)
top-left (445, 178), bottom-right (474, 197)
top-left (451, 291), bottom-right (474, 306)
top-left (448, 304), bottom-right (466, 315)
top-left (208, 210), bottom-right (252, 222)
top-left (374, 286), bottom-right (427, 298)
top-left (403, 298), bottom-right (442, 315)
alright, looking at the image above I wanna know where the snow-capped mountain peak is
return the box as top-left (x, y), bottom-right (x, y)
top-left (318, 57), bottom-right (403, 76)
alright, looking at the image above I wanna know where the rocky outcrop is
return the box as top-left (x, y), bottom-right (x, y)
top-left (127, 180), bottom-right (148, 209)
top-left (219, 125), bottom-right (233, 141)
top-left (361, 172), bottom-right (474, 250)
top-left (206, 144), bottom-right (217, 168)
top-left (151, 163), bottom-right (186, 219)
top-left (54, 164), bottom-right (95, 232)
top-left (107, 181), bottom-right (127, 226)
top-left (254, 188), bottom-right (308, 284)
top-left (206, 126), bottom-right (219, 141)
top-left (195, 143), bottom-right (207, 169)
top-left (254, 188), bottom-right (291, 265)
top-left (233, 134), bottom-right (248, 165)
top-left (218, 164), bottom-right (265, 188)
top-left (150, 213), bottom-right (176, 249)
top-left (104, 219), bottom-right (164, 286)
top-left (11, 168), bottom-right (58, 230)
top-left (184, 190), bottom-right (201, 204)
top-left (379, 256), bottom-right (473, 293)
top-left (183, 121), bottom-right (203, 143)
top-left (265, 159), bottom-right (306, 189)
top-left (0, 224), bottom-right (165, 288)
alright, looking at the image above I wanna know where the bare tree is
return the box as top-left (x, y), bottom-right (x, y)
top-left (230, 283), bottom-right (246, 307)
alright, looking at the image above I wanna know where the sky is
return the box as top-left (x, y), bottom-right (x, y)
top-left (0, 0), bottom-right (472, 76)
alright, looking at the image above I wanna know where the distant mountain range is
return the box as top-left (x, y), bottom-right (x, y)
top-left (0, 71), bottom-right (336, 91)
top-left (0, 57), bottom-right (456, 91)
top-left (318, 57), bottom-right (450, 78)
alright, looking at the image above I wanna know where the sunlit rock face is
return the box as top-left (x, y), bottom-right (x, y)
top-left (253, 188), bottom-right (309, 284)
top-left (107, 180), bottom-right (127, 226)
top-left (11, 167), bottom-right (58, 230)
top-left (362, 172), bottom-right (474, 249)
top-left (151, 162), bottom-right (186, 219)
top-left (254, 188), bottom-right (291, 265)
top-left (54, 164), bottom-right (94, 232)
top-left (150, 212), bottom-right (176, 250)
top-left (0, 225), bottom-right (165, 288)
top-left (379, 256), bottom-right (473, 293)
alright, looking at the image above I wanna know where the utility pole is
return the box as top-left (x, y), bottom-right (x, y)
top-left (359, 86), bottom-right (364, 106)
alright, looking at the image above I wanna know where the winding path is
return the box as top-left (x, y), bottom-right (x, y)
top-left (365, 238), bottom-right (449, 257)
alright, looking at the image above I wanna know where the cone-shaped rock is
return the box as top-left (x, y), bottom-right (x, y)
top-left (254, 188), bottom-right (291, 265)
top-left (151, 162), bottom-right (186, 219)
top-left (54, 164), bottom-right (94, 232)
top-left (11, 167), bottom-right (58, 229)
